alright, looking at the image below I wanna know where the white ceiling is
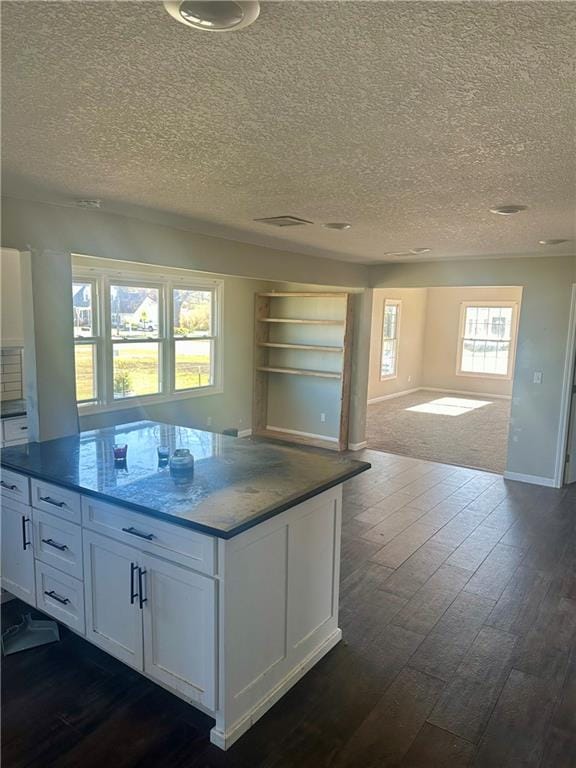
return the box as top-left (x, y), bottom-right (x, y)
top-left (2, 1), bottom-right (575, 264)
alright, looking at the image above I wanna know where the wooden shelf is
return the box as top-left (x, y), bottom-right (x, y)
top-left (259, 318), bottom-right (344, 325)
top-left (258, 342), bottom-right (343, 353)
top-left (256, 366), bottom-right (342, 380)
top-left (258, 292), bottom-right (349, 299)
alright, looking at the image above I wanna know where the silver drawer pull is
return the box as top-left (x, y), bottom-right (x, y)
top-left (39, 496), bottom-right (66, 508)
top-left (1, 481), bottom-right (18, 491)
top-left (44, 590), bottom-right (70, 605)
top-left (42, 538), bottom-right (68, 552)
top-left (122, 526), bottom-right (155, 541)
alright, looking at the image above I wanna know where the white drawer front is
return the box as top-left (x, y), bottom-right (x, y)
top-left (4, 417), bottom-right (28, 443)
top-left (1, 468), bottom-right (30, 505)
top-left (31, 479), bottom-right (81, 524)
top-left (35, 560), bottom-right (85, 635)
top-left (82, 497), bottom-right (216, 576)
top-left (33, 509), bottom-right (83, 580)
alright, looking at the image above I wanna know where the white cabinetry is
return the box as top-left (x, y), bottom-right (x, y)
top-left (1, 497), bottom-right (35, 603)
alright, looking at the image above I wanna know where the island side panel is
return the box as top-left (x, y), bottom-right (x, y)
top-left (212, 485), bottom-right (342, 749)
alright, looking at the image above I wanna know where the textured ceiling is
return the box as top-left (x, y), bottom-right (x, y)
top-left (2, 1), bottom-right (575, 264)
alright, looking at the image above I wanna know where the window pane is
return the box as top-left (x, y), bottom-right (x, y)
top-left (173, 289), bottom-right (213, 337)
top-left (72, 282), bottom-right (94, 338)
top-left (75, 343), bottom-right (97, 402)
top-left (175, 339), bottom-right (213, 390)
top-left (383, 304), bottom-right (398, 340)
top-left (110, 285), bottom-right (159, 338)
top-left (113, 342), bottom-right (160, 399)
top-left (461, 339), bottom-right (510, 375)
top-left (381, 338), bottom-right (397, 377)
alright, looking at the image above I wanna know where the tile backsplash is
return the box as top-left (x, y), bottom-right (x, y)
top-left (1, 347), bottom-right (23, 401)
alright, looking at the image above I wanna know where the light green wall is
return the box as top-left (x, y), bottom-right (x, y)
top-left (370, 256), bottom-right (576, 480)
top-left (1, 197), bottom-right (368, 287)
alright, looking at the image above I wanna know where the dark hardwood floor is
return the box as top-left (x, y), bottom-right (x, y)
top-left (2, 449), bottom-right (576, 767)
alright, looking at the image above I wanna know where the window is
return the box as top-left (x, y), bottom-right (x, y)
top-left (458, 303), bottom-right (517, 378)
top-left (72, 270), bottom-right (221, 409)
top-left (381, 300), bottom-right (401, 379)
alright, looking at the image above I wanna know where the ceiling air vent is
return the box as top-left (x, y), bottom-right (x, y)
top-left (254, 216), bottom-right (313, 228)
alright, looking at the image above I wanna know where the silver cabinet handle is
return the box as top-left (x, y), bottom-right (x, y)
top-left (39, 496), bottom-right (66, 508)
top-left (42, 538), bottom-right (68, 552)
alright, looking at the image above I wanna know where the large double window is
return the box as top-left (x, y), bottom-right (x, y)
top-left (458, 302), bottom-right (518, 378)
top-left (72, 271), bottom-right (221, 409)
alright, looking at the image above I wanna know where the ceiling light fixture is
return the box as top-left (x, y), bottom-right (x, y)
top-left (538, 238), bottom-right (569, 246)
top-left (322, 223), bottom-right (351, 231)
top-left (489, 205), bottom-right (528, 216)
top-left (409, 247), bottom-right (431, 254)
top-left (163, 1), bottom-right (260, 31)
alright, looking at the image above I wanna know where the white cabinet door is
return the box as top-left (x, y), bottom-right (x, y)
top-left (142, 553), bottom-right (216, 710)
top-left (83, 530), bottom-right (143, 670)
top-left (1, 499), bottom-right (35, 604)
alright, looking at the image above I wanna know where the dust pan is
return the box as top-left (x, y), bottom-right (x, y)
top-left (1, 613), bottom-right (60, 655)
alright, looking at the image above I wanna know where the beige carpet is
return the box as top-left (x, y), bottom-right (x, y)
top-left (366, 390), bottom-right (511, 474)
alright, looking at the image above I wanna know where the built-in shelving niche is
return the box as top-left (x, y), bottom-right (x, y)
top-left (253, 292), bottom-right (353, 451)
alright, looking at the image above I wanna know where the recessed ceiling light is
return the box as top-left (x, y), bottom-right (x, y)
top-left (75, 199), bottom-right (102, 209)
top-left (322, 223), bottom-right (352, 231)
top-left (538, 238), bottom-right (569, 246)
top-left (410, 247), bottom-right (431, 254)
top-left (489, 205), bottom-right (528, 216)
top-left (163, 1), bottom-right (260, 31)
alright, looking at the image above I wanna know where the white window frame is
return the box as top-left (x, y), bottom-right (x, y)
top-left (456, 301), bottom-right (519, 380)
top-left (72, 277), bottom-right (101, 405)
top-left (72, 265), bottom-right (223, 414)
top-left (380, 299), bottom-right (401, 380)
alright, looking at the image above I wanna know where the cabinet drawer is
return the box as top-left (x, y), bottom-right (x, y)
top-left (35, 561), bottom-right (85, 635)
top-left (4, 418), bottom-right (28, 443)
top-left (33, 509), bottom-right (83, 580)
top-left (1, 468), bottom-right (30, 505)
top-left (31, 479), bottom-right (81, 524)
top-left (82, 497), bottom-right (216, 576)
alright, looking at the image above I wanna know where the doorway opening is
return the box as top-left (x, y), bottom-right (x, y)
top-left (366, 286), bottom-right (523, 474)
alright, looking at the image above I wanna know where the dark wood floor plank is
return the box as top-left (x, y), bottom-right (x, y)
top-left (332, 667), bottom-right (445, 768)
top-left (409, 592), bottom-right (495, 681)
top-left (463, 543), bottom-right (524, 601)
top-left (397, 723), bottom-right (475, 768)
top-left (427, 626), bottom-right (517, 742)
top-left (378, 541), bottom-right (455, 600)
top-left (474, 669), bottom-right (557, 768)
top-left (485, 565), bottom-right (553, 634)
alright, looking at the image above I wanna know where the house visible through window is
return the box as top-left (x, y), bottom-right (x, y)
top-left (459, 303), bottom-right (517, 377)
top-left (381, 300), bottom-right (401, 379)
top-left (72, 270), bottom-right (221, 408)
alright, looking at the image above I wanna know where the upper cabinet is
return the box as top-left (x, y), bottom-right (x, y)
top-left (0, 248), bottom-right (24, 347)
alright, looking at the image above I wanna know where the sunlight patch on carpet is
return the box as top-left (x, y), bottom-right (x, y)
top-left (405, 397), bottom-right (492, 417)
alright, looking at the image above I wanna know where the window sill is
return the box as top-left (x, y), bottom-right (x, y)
top-left (456, 370), bottom-right (512, 381)
top-left (78, 386), bottom-right (224, 416)
top-left (380, 373), bottom-right (398, 382)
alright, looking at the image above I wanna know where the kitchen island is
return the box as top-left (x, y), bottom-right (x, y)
top-left (0, 420), bottom-right (369, 749)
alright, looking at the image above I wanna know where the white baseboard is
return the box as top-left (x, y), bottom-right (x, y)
top-left (422, 387), bottom-right (512, 401)
top-left (367, 387), bottom-right (420, 405)
top-left (237, 428), bottom-right (252, 438)
top-left (265, 425), bottom-right (339, 443)
top-left (503, 471), bottom-right (559, 488)
top-left (348, 441), bottom-right (368, 451)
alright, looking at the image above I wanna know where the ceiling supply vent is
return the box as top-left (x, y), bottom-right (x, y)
top-left (253, 216), bottom-right (313, 228)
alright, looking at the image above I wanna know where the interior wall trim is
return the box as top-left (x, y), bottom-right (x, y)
top-left (265, 425), bottom-right (339, 443)
top-left (503, 471), bottom-right (559, 488)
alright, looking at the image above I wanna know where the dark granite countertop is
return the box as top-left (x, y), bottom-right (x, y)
top-left (0, 420), bottom-right (370, 538)
top-left (1, 399), bottom-right (27, 419)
